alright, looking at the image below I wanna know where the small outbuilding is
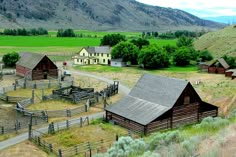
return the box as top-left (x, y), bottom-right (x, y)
top-left (225, 69), bottom-right (236, 79)
top-left (16, 53), bottom-right (58, 80)
top-left (208, 58), bottom-right (230, 74)
top-left (105, 74), bottom-right (218, 135)
top-left (111, 58), bottom-right (127, 67)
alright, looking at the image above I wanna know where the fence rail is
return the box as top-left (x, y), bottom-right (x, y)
top-left (29, 116), bottom-right (131, 157)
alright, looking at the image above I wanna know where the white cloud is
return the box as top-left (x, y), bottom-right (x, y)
top-left (136, 0), bottom-right (236, 17)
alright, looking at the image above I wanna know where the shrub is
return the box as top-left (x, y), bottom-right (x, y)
top-left (95, 136), bottom-right (146, 157)
top-left (149, 130), bottom-right (184, 150)
top-left (141, 151), bottom-right (161, 157)
top-left (193, 117), bottom-right (230, 132)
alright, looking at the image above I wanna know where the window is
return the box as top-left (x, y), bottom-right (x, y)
top-left (101, 53), bottom-right (103, 57)
top-left (97, 53), bottom-right (99, 56)
top-left (94, 60), bottom-right (96, 63)
top-left (83, 53), bottom-right (85, 56)
top-left (77, 59), bottom-right (79, 62)
top-left (90, 53), bottom-right (92, 56)
top-left (103, 59), bottom-right (105, 63)
top-left (94, 53), bottom-right (96, 56)
top-left (184, 96), bottom-right (190, 105)
top-left (81, 59), bottom-right (83, 63)
top-left (107, 54), bottom-right (109, 57)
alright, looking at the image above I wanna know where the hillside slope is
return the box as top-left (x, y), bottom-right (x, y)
top-left (194, 25), bottom-right (236, 57)
top-left (0, 0), bottom-right (224, 31)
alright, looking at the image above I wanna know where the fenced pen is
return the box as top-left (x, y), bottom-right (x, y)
top-left (29, 116), bottom-right (130, 157)
top-left (0, 79), bottom-right (119, 136)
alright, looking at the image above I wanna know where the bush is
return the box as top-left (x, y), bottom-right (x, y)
top-left (2, 52), bottom-right (20, 67)
top-left (194, 117), bottom-right (230, 132)
top-left (95, 136), bottom-right (146, 157)
top-left (149, 130), bottom-right (184, 150)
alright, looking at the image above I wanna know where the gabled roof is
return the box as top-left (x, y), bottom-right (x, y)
top-left (16, 53), bottom-right (46, 70)
top-left (106, 74), bottom-right (189, 125)
top-left (209, 58), bottom-right (230, 69)
top-left (226, 69), bottom-right (236, 76)
top-left (83, 46), bottom-right (111, 54)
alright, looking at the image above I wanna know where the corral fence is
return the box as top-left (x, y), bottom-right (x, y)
top-left (29, 116), bottom-right (131, 157)
top-left (0, 114), bottom-right (47, 135)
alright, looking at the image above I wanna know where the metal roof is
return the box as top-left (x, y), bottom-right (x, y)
top-left (16, 53), bottom-right (45, 70)
top-left (106, 74), bottom-right (189, 125)
top-left (84, 46), bottom-right (111, 54)
top-left (226, 69), bottom-right (236, 76)
top-left (209, 58), bottom-right (230, 69)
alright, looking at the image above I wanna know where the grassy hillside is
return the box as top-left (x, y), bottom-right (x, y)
top-left (194, 25), bottom-right (236, 57)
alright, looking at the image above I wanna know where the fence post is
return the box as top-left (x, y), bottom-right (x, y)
top-left (34, 81), bottom-right (37, 89)
top-left (28, 124), bottom-right (32, 140)
top-left (80, 117), bottom-right (83, 127)
top-left (14, 83), bottom-right (16, 91)
top-left (42, 89), bottom-right (44, 101)
top-left (49, 144), bottom-right (53, 153)
top-left (58, 149), bottom-right (62, 157)
top-left (38, 136), bottom-right (41, 146)
top-left (66, 120), bottom-right (69, 129)
top-left (1, 126), bottom-right (4, 135)
top-left (32, 89), bottom-right (35, 104)
top-left (88, 142), bottom-right (92, 157)
top-left (75, 145), bottom-right (78, 155)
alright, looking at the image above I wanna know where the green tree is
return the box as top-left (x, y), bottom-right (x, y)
top-left (111, 41), bottom-right (139, 64)
top-left (223, 55), bottom-right (236, 68)
top-left (199, 50), bottom-right (213, 61)
top-left (176, 35), bottom-right (193, 47)
top-left (130, 38), bottom-right (150, 49)
top-left (2, 52), bottom-right (20, 67)
top-left (173, 47), bottom-right (192, 66)
top-left (162, 44), bottom-right (177, 55)
top-left (57, 29), bottom-right (75, 37)
top-left (138, 45), bottom-right (170, 69)
top-left (100, 34), bottom-right (126, 47)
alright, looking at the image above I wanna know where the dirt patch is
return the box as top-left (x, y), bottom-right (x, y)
top-left (0, 141), bottom-right (48, 157)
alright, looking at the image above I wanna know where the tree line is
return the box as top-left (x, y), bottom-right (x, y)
top-left (0, 28), bottom-right (48, 36)
top-left (100, 33), bottom-right (236, 69)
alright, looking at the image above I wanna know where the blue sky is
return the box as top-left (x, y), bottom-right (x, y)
top-left (136, 0), bottom-right (236, 17)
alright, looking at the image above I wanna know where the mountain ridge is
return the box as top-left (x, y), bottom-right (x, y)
top-left (0, 0), bottom-right (224, 31)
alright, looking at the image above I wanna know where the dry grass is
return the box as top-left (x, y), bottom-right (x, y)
top-left (42, 122), bottom-right (128, 149)
top-left (194, 25), bottom-right (236, 57)
top-left (7, 88), bottom-right (55, 98)
top-left (0, 141), bottom-right (49, 157)
top-left (27, 100), bottom-right (80, 110)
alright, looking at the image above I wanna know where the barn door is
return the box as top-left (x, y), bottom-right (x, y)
top-left (172, 103), bottom-right (199, 128)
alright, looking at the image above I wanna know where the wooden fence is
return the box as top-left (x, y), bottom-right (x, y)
top-left (29, 116), bottom-right (130, 157)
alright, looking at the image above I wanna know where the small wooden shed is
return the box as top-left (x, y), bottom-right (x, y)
top-left (208, 58), bottom-right (230, 74)
top-left (16, 53), bottom-right (58, 80)
top-left (225, 69), bottom-right (236, 79)
top-left (105, 74), bottom-right (218, 135)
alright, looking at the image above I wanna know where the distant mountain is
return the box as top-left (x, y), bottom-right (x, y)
top-left (194, 25), bottom-right (236, 57)
top-left (0, 0), bottom-right (225, 31)
top-left (203, 16), bottom-right (236, 24)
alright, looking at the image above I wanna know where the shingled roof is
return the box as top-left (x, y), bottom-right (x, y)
top-left (106, 74), bottom-right (189, 125)
top-left (84, 46), bottom-right (111, 54)
top-left (209, 58), bottom-right (230, 69)
top-left (16, 53), bottom-right (46, 70)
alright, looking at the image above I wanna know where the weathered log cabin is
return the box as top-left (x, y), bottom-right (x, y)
top-left (16, 53), bottom-right (58, 80)
top-left (105, 74), bottom-right (218, 135)
top-left (208, 58), bottom-right (230, 74)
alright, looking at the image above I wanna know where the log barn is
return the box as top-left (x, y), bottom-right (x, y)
top-left (16, 53), bottom-right (58, 80)
top-left (208, 58), bottom-right (230, 74)
top-left (105, 74), bottom-right (218, 135)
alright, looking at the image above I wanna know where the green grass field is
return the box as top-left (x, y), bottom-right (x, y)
top-left (0, 33), bottom-right (176, 55)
